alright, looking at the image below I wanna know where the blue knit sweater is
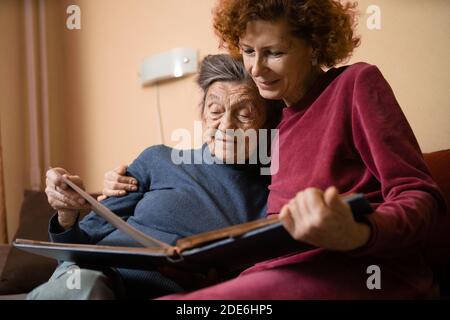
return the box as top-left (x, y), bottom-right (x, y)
top-left (48, 144), bottom-right (270, 297)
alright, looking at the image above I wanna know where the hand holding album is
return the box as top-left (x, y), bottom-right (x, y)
top-left (14, 175), bottom-right (373, 272)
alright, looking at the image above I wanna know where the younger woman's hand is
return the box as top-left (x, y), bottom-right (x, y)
top-left (97, 165), bottom-right (138, 201)
top-left (279, 186), bottom-right (371, 251)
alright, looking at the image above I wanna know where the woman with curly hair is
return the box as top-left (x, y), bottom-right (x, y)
top-left (109, 0), bottom-right (446, 299)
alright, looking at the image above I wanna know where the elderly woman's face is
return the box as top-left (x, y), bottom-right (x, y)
top-left (239, 19), bottom-right (315, 106)
top-left (202, 81), bottom-right (267, 163)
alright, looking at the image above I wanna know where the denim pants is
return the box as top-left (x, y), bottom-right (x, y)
top-left (26, 262), bottom-right (125, 300)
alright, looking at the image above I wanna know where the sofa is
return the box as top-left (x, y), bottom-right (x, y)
top-left (0, 192), bottom-right (96, 300)
top-left (0, 149), bottom-right (449, 299)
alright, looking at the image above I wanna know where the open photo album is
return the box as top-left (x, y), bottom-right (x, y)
top-left (13, 176), bottom-right (373, 272)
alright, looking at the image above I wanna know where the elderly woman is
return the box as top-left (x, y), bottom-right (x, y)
top-left (141, 0), bottom-right (443, 299)
top-left (26, 54), bottom-right (281, 300)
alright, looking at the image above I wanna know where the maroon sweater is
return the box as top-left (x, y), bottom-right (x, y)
top-left (160, 63), bottom-right (447, 299)
top-left (268, 62), bottom-right (445, 258)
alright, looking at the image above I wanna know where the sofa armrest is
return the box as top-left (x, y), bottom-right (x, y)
top-left (0, 244), bottom-right (11, 276)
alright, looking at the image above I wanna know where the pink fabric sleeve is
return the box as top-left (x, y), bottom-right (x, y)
top-left (348, 65), bottom-right (446, 258)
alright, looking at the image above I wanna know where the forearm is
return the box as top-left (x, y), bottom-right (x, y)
top-left (347, 64), bottom-right (446, 258)
top-left (51, 190), bottom-right (145, 245)
top-left (49, 213), bottom-right (93, 244)
top-left (348, 190), bottom-right (439, 258)
top-left (57, 210), bottom-right (80, 230)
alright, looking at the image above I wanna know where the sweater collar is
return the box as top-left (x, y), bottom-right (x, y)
top-left (283, 65), bottom-right (349, 117)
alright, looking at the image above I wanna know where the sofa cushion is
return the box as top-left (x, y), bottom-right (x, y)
top-left (423, 149), bottom-right (450, 293)
top-left (423, 150), bottom-right (450, 267)
top-left (0, 190), bottom-right (58, 294)
top-left (0, 245), bottom-right (10, 275)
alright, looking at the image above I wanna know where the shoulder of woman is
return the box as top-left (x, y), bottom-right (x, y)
top-left (341, 62), bottom-right (386, 83)
top-left (125, 145), bottom-right (169, 174)
top-left (135, 144), bottom-right (199, 167)
top-left (137, 144), bottom-right (171, 159)
top-left (126, 145), bottom-right (173, 185)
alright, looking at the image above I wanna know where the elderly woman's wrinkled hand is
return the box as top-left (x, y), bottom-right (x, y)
top-left (97, 165), bottom-right (138, 201)
top-left (45, 167), bottom-right (91, 229)
top-left (279, 186), bottom-right (371, 251)
top-left (46, 168), bottom-right (90, 210)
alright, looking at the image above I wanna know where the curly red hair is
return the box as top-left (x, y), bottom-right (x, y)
top-left (213, 0), bottom-right (360, 68)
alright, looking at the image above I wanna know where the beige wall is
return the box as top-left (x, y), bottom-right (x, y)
top-left (50, 0), bottom-right (222, 193)
top-left (0, 0), bottom-right (449, 241)
top-left (350, 0), bottom-right (450, 153)
top-left (51, 0), bottom-right (450, 193)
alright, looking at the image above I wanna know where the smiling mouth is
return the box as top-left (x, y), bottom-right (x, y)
top-left (258, 79), bottom-right (279, 88)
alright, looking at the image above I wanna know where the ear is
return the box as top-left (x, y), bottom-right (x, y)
top-left (306, 42), bottom-right (316, 57)
top-left (200, 115), bottom-right (209, 142)
top-left (310, 47), bottom-right (319, 66)
top-left (200, 103), bottom-right (207, 123)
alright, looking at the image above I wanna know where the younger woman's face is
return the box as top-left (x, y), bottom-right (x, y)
top-left (239, 19), bottom-right (315, 106)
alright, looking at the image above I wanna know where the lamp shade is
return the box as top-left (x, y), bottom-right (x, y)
top-left (139, 48), bottom-right (198, 86)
